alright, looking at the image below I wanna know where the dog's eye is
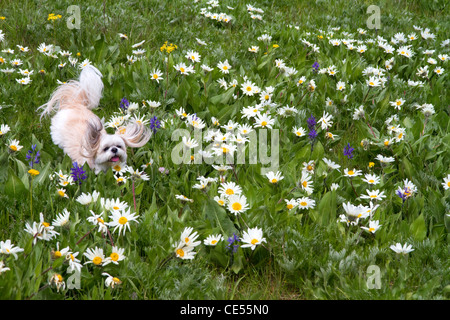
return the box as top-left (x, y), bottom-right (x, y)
top-left (116, 145), bottom-right (122, 149)
top-left (103, 147), bottom-right (109, 152)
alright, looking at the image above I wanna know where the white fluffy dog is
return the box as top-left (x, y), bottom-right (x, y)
top-left (40, 65), bottom-right (150, 174)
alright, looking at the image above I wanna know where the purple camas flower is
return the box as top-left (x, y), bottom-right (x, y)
top-left (312, 61), bottom-right (319, 72)
top-left (343, 143), bottom-right (355, 159)
top-left (71, 162), bottom-right (87, 185)
top-left (149, 116), bottom-right (161, 134)
top-left (119, 97), bottom-right (129, 111)
top-left (307, 114), bottom-right (318, 151)
top-left (396, 187), bottom-right (411, 203)
top-left (308, 128), bottom-right (318, 141)
top-left (226, 233), bottom-right (240, 254)
top-left (26, 144), bottom-right (40, 168)
top-left (307, 114), bottom-right (317, 131)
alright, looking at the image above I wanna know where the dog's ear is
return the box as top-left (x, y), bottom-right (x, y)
top-left (81, 117), bottom-right (103, 161)
top-left (116, 121), bottom-right (151, 148)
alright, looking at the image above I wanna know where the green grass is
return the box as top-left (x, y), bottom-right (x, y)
top-left (0, 0), bottom-right (449, 300)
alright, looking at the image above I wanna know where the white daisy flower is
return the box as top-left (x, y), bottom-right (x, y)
top-left (240, 227), bottom-right (266, 250)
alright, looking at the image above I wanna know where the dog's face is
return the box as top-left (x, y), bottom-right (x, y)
top-left (94, 134), bottom-right (127, 168)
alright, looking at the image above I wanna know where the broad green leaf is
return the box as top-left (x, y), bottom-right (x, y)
top-left (410, 214), bottom-right (427, 241)
top-left (5, 169), bottom-right (27, 198)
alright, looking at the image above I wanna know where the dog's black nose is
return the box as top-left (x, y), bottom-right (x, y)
top-left (111, 147), bottom-right (118, 153)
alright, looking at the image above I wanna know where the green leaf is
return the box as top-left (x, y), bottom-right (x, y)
top-left (34, 162), bottom-right (51, 186)
top-left (203, 199), bottom-right (237, 236)
top-left (5, 169), bottom-right (27, 198)
top-left (210, 87), bottom-right (235, 105)
top-left (134, 181), bottom-right (144, 195)
top-left (318, 191), bottom-right (337, 226)
top-left (410, 214), bottom-right (427, 241)
top-left (231, 250), bottom-right (244, 274)
top-left (52, 257), bottom-right (65, 269)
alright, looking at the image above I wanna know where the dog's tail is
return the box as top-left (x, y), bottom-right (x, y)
top-left (39, 65), bottom-right (104, 119)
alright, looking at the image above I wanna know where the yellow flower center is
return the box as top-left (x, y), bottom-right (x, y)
top-left (176, 248), bottom-right (185, 257)
top-left (348, 170), bottom-right (354, 175)
top-left (110, 253), bottom-right (119, 261)
top-left (180, 67), bottom-right (185, 73)
top-left (42, 222), bottom-right (50, 228)
top-left (369, 228), bottom-right (375, 232)
top-left (300, 201), bottom-right (308, 206)
top-left (93, 257), bottom-right (102, 265)
top-left (246, 86), bottom-right (252, 92)
top-left (264, 95), bottom-right (269, 100)
top-left (261, 121), bottom-right (267, 127)
top-left (232, 202), bottom-right (242, 211)
top-left (396, 101), bottom-right (402, 106)
top-left (225, 188), bottom-right (234, 195)
top-left (298, 80), bottom-right (303, 84)
top-left (54, 251), bottom-right (62, 258)
top-left (211, 240), bottom-right (217, 245)
top-left (302, 181), bottom-right (308, 188)
top-left (113, 206), bottom-right (120, 210)
top-left (384, 141), bottom-right (390, 146)
top-left (28, 169), bottom-right (40, 176)
top-left (97, 218), bottom-right (104, 224)
top-left (370, 195), bottom-right (377, 198)
top-left (398, 133), bottom-right (403, 139)
top-left (10, 145), bottom-right (17, 151)
top-left (307, 165), bottom-right (313, 171)
top-left (369, 179), bottom-right (375, 183)
top-left (191, 56), bottom-right (195, 60)
top-left (369, 82), bottom-right (374, 86)
top-left (58, 190), bottom-right (66, 197)
top-left (271, 178), bottom-right (277, 183)
top-left (369, 162), bottom-right (375, 168)
top-left (447, 182), bottom-right (450, 187)
top-left (218, 200), bottom-right (224, 206)
top-left (251, 239), bottom-right (258, 245)
top-left (113, 277), bottom-right (121, 284)
top-left (118, 217), bottom-right (128, 225)
top-left (153, 74), bottom-right (158, 79)
top-left (287, 204), bottom-right (293, 209)
top-left (222, 66), bottom-right (228, 70)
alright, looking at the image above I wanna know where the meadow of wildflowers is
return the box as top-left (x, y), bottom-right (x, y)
top-left (0, 0), bottom-right (448, 301)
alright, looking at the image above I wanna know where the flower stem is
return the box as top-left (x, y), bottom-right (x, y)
top-left (30, 177), bottom-right (33, 221)
top-left (76, 227), bottom-right (95, 245)
top-left (132, 179), bottom-right (137, 211)
top-left (363, 87), bottom-right (371, 103)
top-left (350, 179), bottom-right (359, 197)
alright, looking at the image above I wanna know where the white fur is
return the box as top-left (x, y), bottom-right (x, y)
top-left (40, 65), bottom-right (150, 174)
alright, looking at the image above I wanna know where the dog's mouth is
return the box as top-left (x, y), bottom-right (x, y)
top-left (109, 156), bottom-right (121, 163)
